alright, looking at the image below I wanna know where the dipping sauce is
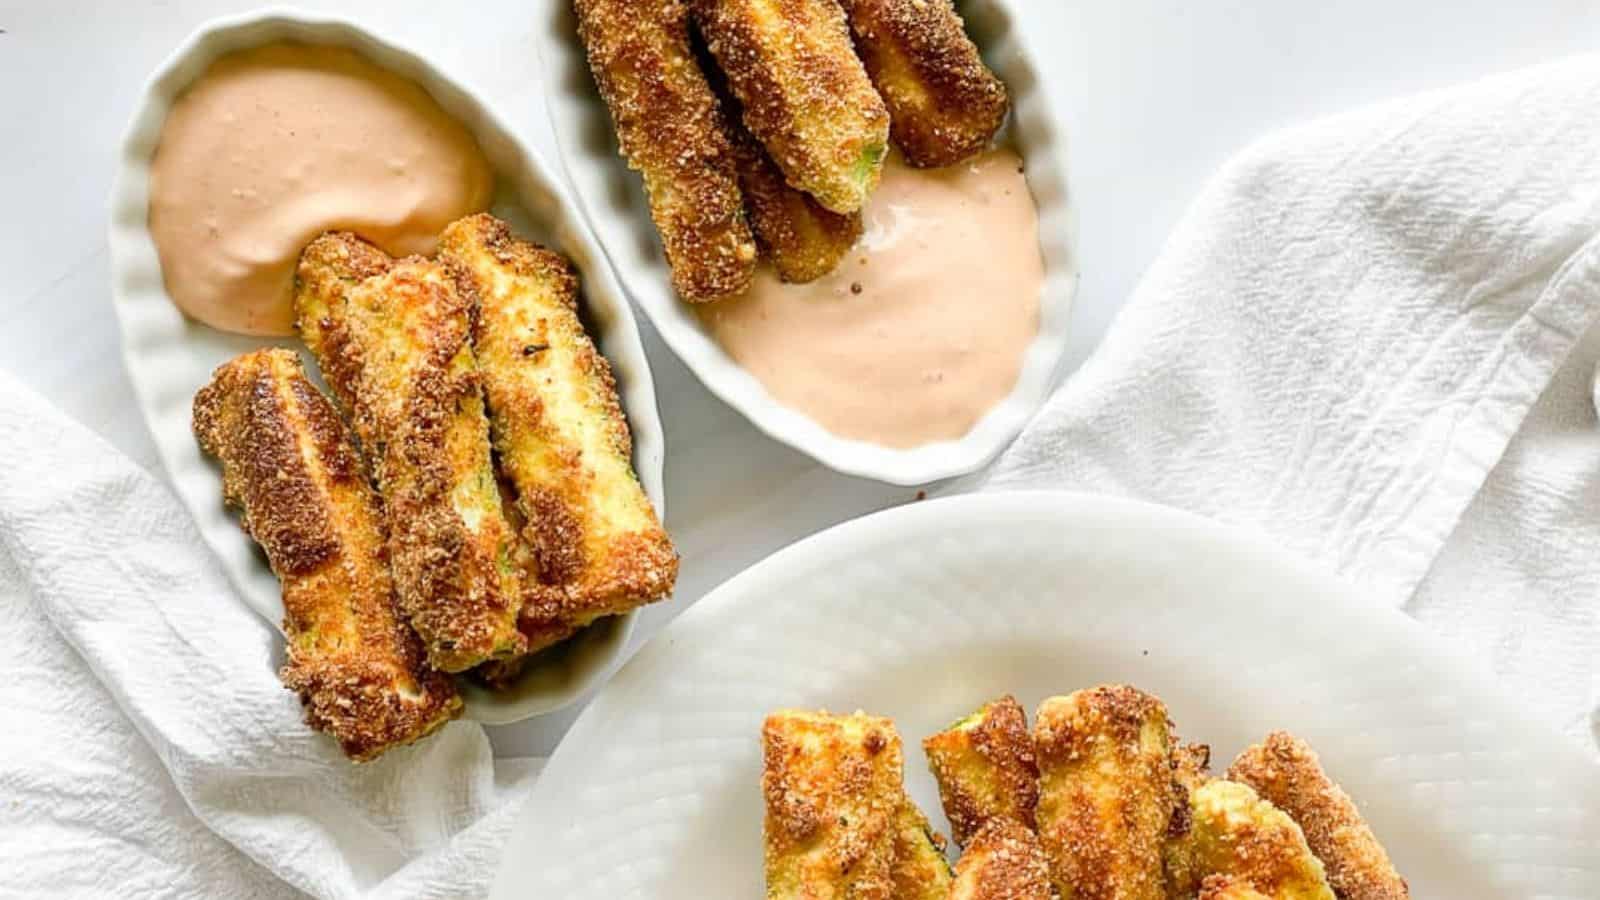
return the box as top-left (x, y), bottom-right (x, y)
top-left (148, 43), bottom-right (494, 336)
top-left (698, 148), bottom-right (1042, 448)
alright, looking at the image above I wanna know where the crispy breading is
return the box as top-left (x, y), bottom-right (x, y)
top-left (692, 0), bottom-right (891, 214)
top-left (950, 818), bottom-right (1053, 900)
top-left (1174, 741), bottom-right (1213, 794)
top-left (439, 214), bottom-right (678, 642)
top-left (890, 797), bottom-right (953, 900)
top-left (923, 694), bottom-right (1039, 846)
top-left (295, 233), bottom-right (526, 673)
top-left (1186, 780), bottom-right (1336, 900)
top-left (1199, 875), bottom-right (1275, 900)
top-left (729, 119), bottom-right (863, 282)
top-left (1228, 733), bottom-right (1409, 900)
top-left (193, 349), bottom-right (461, 760)
top-left (1032, 685), bottom-right (1177, 900)
top-left (1166, 741), bottom-right (1214, 899)
top-left (839, 0), bottom-right (1008, 167)
top-left (573, 0), bottom-right (757, 302)
top-left (693, 43), bottom-right (864, 283)
top-left (763, 710), bottom-right (903, 900)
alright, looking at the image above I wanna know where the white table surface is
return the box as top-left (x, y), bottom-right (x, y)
top-left (3, 0), bottom-right (1597, 758)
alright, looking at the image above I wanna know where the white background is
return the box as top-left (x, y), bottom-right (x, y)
top-left (3, 0), bottom-right (1598, 755)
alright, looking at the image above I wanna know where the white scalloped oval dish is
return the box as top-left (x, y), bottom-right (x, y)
top-left (536, 0), bottom-right (1076, 485)
top-left (108, 10), bottom-right (668, 725)
top-left (491, 492), bottom-right (1600, 898)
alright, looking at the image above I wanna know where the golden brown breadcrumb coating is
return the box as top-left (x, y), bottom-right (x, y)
top-left (1199, 875), bottom-right (1275, 900)
top-left (839, 0), bottom-right (1009, 167)
top-left (716, 76), bottom-right (863, 283)
top-left (692, 0), bottom-right (891, 214)
top-left (573, 0), bottom-right (757, 302)
top-left (890, 797), bottom-right (954, 900)
top-left (1186, 780), bottom-right (1335, 900)
top-left (1033, 685), bottom-right (1177, 900)
top-left (923, 694), bottom-right (1039, 846)
top-left (193, 349), bottom-right (461, 761)
top-left (763, 709), bottom-right (903, 899)
top-left (1166, 741), bottom-right (1214, 898)
top-left (295, 233), bottom-right (526, 673)
top-left (1228, 733), bottom-right (1409, 900)
top-left (950, 818), bottom-right (1053, 900)
top-left (439, 214), bottom-right (678, 635)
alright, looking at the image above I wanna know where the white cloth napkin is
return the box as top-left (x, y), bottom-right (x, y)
top-left (0, 370), bottom-right (540, 900)
top-left (983, 54), bottom-right (1600, 751)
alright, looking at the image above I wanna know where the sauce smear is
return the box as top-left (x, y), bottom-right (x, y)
top-left (149, 42), bottom-right (493, 336)
top-left (698, 148), bottom-right (1042, 448)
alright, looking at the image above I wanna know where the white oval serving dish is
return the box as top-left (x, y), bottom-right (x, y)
top-left (535, 0), bottom-right (1077, 485)
top-left (108, 9), bottom-right (668, 725)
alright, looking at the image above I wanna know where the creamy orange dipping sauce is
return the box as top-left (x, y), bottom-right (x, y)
top-left (148, 43), bottom-right (493, 336)
top-left (698, 149), bottom-right (1042, 449)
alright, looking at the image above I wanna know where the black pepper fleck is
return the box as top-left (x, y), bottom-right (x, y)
top-left (522, 343), bottom-right (549, 357)
top-left (850, 282), bottom-right (863, 294)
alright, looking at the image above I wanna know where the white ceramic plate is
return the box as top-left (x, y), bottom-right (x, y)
top-left (535, 0), bottom-right (1077, 485)
top-left (108, 9), bottom-right (668, 724)
top-left (491, 491), bottom-right (1600, 898)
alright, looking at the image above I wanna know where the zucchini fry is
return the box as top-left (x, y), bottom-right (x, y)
top-left (1200, 876), bottom-right (1275, 900)
top-left (295, 233), bottom-right (526, 673)
top-left (695, 38), bottom-right (862, 283)
top-left (839, 0), bottom-right (1009, 168)
top-left (574, 0), bottom-right (757, 302)
top-left (1166, 741), bottom-right (1214, 899)
top-left (763, 710), bottom-right (903, 900)
top-left (193, 349), bottom-right (461, 760)
top-left (891, 798), bottom-right (953, 900)
top-left (439, 214), bottom-right (678, 637)
top-left (922, 694), bottom-right (1038, 846)
top-left (717, 76), bottom-right (863, 282)
top-left (692, 0), bottom-right (891, 214)
top-left (950, 819), bottom-right (1052, 900)
top-left (1032, 685), bottom-right (1177, 900)
top-left (1228, 733), bottom-right (1409, 900)
top-left (1187, 780), bottom-right (1336, 900)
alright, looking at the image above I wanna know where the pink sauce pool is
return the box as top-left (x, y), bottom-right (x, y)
top-left (698, 148), bottom-right (1043, 449)
top-left (148, 42), bottom-right (494, 336)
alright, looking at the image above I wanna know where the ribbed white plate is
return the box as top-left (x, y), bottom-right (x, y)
top-left (535, 0), bottom-right (1077, 485)
top-left (491, 492), bottom-right (1600, 898)
top-left (108, 9), bottom-right (667, 724)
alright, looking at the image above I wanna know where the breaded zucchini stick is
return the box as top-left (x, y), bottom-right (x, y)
top-left (890, 797), bottom-right (953, 900)
top-left (295, 233), bottom-right (526, 673)
top-left (950, 819), bottom-right (1052, 900)
top-left (574, 0), bottom-right (757, 302)
top-left (1032, 685), bottom-right (1177, 900)
top-left (1200, 876), bottom-right (1275, 900)
top-left (439, 214), bottom-right (678, 637)
top-left (763, 710), bottom-right (903, 900)
top-left (1228, 733), bottom-right (1409, 900)
top-left (839, 0), bottom-right (1009, 168)
top-left (696, 49), bottom-right (864, 283)
top-left (922, 694), bottom-right (1038, 846)
top-left (1166, 741), bottom-right (1214, 899)
top-left (193, 349), bottom-right (461, 760)
top-left (1187, 780), bottom-right (1336, 900)
top-left (692, 0), bottom-right (891, 214)
top-left (726, 94), bottom-right (863, 282)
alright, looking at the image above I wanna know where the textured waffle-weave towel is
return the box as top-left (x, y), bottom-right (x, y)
top-left (984, 54), bottom-right (1600, 750)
